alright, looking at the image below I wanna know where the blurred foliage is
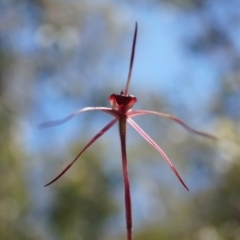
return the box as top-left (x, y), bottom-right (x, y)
top-left (48, 145), bottom-right (117, 240)
top-left (0, 109), bottom-right (40, 239)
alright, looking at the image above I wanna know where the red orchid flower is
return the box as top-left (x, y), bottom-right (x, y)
top-left (40, 22), bottom-right (217, 240)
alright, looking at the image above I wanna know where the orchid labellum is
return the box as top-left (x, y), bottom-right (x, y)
top-left (40, 22), bottom-right (217, 240)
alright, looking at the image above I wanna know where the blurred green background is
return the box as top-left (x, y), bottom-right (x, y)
top-left (0, 0), bottom-right (240, 239)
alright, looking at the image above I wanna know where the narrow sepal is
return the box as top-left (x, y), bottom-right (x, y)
top-left (128, 110), bottom-right (217, 140)
top-left (39, 107), bottom-right (113, 128)
top-left (125, 22), bottom-right (138, 95)
top-left (127, 118), bottom-right (189, 191)
top-left (44, 118), bottom-right (118, 186)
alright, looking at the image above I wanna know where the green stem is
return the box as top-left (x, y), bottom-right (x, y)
top-left (119, 117), bottom-right (132, 240)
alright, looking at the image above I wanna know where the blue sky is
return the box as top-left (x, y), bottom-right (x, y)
top-left (9, 1), bottom-right (228, 236)
top-left (21, 0), bottom-right (220, 191)
top-left (29, 2), bottom-right (220, 153)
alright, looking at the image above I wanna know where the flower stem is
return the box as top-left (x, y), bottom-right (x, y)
top-left (119, 117), bottom-right (132, 240)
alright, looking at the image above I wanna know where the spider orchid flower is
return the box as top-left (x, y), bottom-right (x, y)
top-left (40, 22), bottom-right (217, 240)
